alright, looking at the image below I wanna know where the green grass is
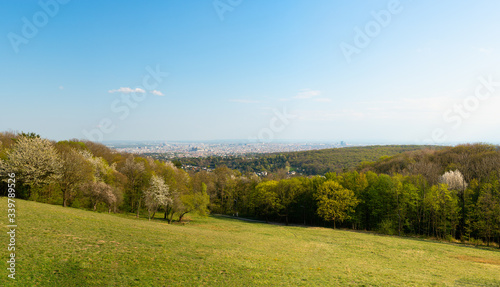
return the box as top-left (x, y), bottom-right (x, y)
top-left (1, 198), bottom-right (500, 286)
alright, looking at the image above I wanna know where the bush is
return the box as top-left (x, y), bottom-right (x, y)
top-left (378, 219), bottom-right (396, 235)
top-left (469, 238), bottom-right (483, 246)
top-left (445, 234), bottom-right (454, 242)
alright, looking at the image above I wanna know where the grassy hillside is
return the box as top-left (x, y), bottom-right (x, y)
top-left (1, 198), bottom-right (500, 286)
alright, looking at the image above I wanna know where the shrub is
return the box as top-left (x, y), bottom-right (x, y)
top-left (378, 219), bottom-right (396, 235)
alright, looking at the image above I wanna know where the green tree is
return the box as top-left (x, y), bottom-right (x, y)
top-left (425, 184), bottom-right (459, 239)
top-left (439, 170), bottom-right (468, 240)
top-left (391, 174), bottom-right (419, 235)
top-left (475, 180), bottom-right (500, 247)
top-left (55, 144), bottom-right (93, 207)
top-left (275, 178), bottom-right (303, 225)
top-left (119, 155), bottom-right (148, 217)
top-left (177, 182), bottom-right (210, 222)
top-left (315, 180), bottom-right (359, 228)
top-left (254, 180), bottom-right (279, 222)
top-left (339, 171), bottom-right (368, 229)
top-left (212, 166), bottom-right (236, 213)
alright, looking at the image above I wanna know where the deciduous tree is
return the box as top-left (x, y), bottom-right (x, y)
top-left (144, 175), bottom-right (172, 220)
top-left (0, 136), bottom-right (62, 198)
top-left (56, 144), bottom-right (93, 207)
top-left (81, 181), bottom-right (116, 212)
top-left (316, 180), bottom-right (359, 228)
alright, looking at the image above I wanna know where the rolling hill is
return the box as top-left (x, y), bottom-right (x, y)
top-left (172, 145), bottom-right (441, 175)
top-left (1, 198), bottom-right (499, 286)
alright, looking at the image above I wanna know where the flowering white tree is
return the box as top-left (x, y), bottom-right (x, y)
top-left (144, 175), bottom-right (172, 220)
top-left (439, 170), bottom-right (467, 191)
top-left (1, 136), bottom-right (61, 197)
top-left (80, 150), bottom-right (114, 182)
top-left (81, 181), bottom-right (116, 212)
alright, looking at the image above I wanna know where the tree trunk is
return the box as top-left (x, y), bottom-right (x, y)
top-left (164, 206), bottom-right (172, 222)
top-left (459, 189), bottom-right (465, 241)
top-left (136, 197), bottom-right (141, 218)
top-left (62, 185), bottom-right (70, 207)
top-left (178, 212), bottom-right (188, 223)
top-left (398, 213), bottom-right (401, 236)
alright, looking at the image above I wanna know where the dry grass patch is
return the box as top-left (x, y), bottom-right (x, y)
top-left (454, 255), bottom-right (500, 266)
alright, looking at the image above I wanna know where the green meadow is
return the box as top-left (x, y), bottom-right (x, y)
top-left (1, 198), bottom-right (499, 286)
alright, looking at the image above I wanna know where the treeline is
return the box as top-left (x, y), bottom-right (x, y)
top-left (201, 167), bottom-right (499, 247)
top-left (1, 132), bottom-right (499, 248)
top-left (0, 132), bottom-right (209, 222)
top-left (160, 145), bottom-right (436, 175)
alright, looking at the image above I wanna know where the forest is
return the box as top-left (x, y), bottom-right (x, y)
top-left (159, 145), bottom-right (439, 175)
top-left (0, 131), bottom-right (499, 248)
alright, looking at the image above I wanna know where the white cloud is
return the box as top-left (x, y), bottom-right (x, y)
top-left (294, 89), bottom-right (321, 99)
top-left (59, 86), bottom-right (64, 90)
top-left (151, 90), bottom-right (164, 96)
top-left (108, 87), bottom-right (146, 94)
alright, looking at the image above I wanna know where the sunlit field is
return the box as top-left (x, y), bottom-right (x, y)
top-left (1, 198), bottom-right (499, 286)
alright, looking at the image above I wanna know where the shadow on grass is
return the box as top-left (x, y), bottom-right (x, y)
top-left (341, 228), bottom-right (500, 253)
top-left (210, 214), bottom-right (500, 253)
top-left (48, 259), bottom-right (92, 287)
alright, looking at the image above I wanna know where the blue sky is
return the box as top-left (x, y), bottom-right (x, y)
top-left (1, 0), bottom-right (500, 144)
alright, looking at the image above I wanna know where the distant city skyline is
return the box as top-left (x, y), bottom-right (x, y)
top-left (110, 141), bottom-right (349, 158)
top-left (2, 1), bottom-right (500, 144)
